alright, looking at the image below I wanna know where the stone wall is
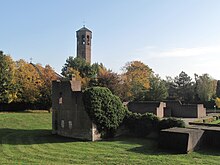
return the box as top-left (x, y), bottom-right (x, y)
top-left (159, 127), bottom-right (204, 153)
top-left (165, 101), bottom-right (206, 118)
top-left (202, 127), bottom-right (220, 148)
top-left (127, 101), bottom-right (165, 118)
top-left (159, 126), bottom-right (220, 153)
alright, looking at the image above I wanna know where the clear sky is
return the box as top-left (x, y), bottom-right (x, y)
top-left (1, 0), bottom-right (220, 80)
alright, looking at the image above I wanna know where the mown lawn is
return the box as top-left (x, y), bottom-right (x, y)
top-left (1, 112), bottom-right (220, 164)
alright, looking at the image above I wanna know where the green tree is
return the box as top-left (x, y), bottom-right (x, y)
top-left (0, 51), bottom-right (17, 103)
top-left (145, 75), bottom-right (168, 101)
top-left (196, 74), bottom-right (217, 101)
top-left (173, 71), bottom-right (195, 102)
top-left (164, 76), bottom-right (178, 100)
top-left (216, 80), bottom-right (220, 97)
top-left (61, 57), bottom-right (96, 78)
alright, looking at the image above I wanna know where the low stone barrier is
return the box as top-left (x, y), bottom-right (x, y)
top-left (159, 127), bottom-right (204, 153)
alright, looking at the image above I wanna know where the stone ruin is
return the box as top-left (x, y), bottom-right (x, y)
top-left (127, 101), bottom-right (165, 118)
top-left (127, 100), bottom-right (206, 118)
top-left (51, 78), bottom-right (101, 141)
top-left (159, 126), bottom-right (220, 153)
top-left (165, 100), bottom-right (206, 118)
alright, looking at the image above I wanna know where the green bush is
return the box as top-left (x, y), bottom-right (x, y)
top-left (123, 111), bottom-right (159, 137)
top-left (158, 117), bottom-right (185, 130)
top-left (83, 87), bottom-right (126, 138)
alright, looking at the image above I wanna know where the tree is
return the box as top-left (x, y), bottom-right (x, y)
top-left (215, 97), bottom-right (220, 108)
top-left (61, 57), bottom-right (97, 89)
top-left (36, 64), bottom-right (59, 108)
top-left (122, 61), bottom-right (153, 101)
top-left (97, 70), bottom-right (121, 96)
top-left (164, 76), bottom-right (178, 100)
top-left (216, 80), bottom-right (220, 97)
top-left (173, 71), bottom-right (195, 102)
top-left (145, 75), bottom-right (168, 101)
top-left (61, 57), bottom-right (96, 78)
top-left (196, 74), bottom-right (217, 101)
top-left (14, 60), bottom-right (42, 103)
top-left (0, 51), bottom-right (17, 103)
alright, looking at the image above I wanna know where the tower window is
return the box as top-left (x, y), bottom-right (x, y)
top-left (87, 35), bottom-right (90, 45)
top-left (82, 35), bottom-right (85, 45)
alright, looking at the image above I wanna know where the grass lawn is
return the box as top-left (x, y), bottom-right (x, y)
top-left (1, 112), bottom-right (220, 164)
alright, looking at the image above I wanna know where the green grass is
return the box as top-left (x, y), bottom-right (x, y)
top-left (1, 112), bottom-right (220, 164)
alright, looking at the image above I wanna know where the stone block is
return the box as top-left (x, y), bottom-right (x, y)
top-left (159, 127), bottom-right (204, 153)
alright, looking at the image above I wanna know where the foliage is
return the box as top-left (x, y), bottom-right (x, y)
top-left (61, 56), bottom-right (96, 78)
top-left (145, 75), bottom-right (168, 101)
top-left (215, 97), bottom-right (220, 108)
top-left (123, 111), bottom-right (159, 137)
top-left (173, 71), bottom-right (195, 102)
top-left (195, 74), bottom-right (217, 101)
top-left (0, 51), bottom-right (58, 109)
top-left (158, 117), bottom-right (185, 130)
top-left (97, 69), bottom-right (121, 96)
top-left (164, 72), bottom-right (195, 102)
top-left (83, 87), bottom-right (126, 138)
top-left (14, 60), bottom-right (42, 103)
top-left (0, 51), bottom-right (17, 103)
top-left (122, 61), bottom-right (153, 101)
top-left (165, 76), bottom-right (179, 100)
top-left (216, 80), bottom-right (220, 97)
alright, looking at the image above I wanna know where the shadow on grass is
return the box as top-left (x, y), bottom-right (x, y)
top-left (0, 128), bottom-right (79, 145)
top-left (194, 147), bottom-right (220, 156)
top-left (1, 128), bottom-right (219, 156)
top-left (105, 136), bottom-right (180, 155)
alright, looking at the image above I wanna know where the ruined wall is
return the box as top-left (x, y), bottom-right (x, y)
top-left (202, 127), bottom-right (220, 148)
top-left (159, 127), bottom-right (220, 153)
top-left (165, 101), bottom-right (206, 118)
top-left (159, 127), bottom-right (205, 153)
top-left (127, 101), bottom-right (165, 118)
top-left (52, 80), bottom-right (101, 141)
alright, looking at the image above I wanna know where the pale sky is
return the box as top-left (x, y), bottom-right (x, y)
top-left (1, 0), bottom-right (220, 80)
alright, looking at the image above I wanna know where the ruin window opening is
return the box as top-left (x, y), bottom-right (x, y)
top-left (59, 92), bottom-right (63, 104)
top-left (61, 120), bottom-right (64, 128)
top-left (68, 121), bottom-right (72, 129)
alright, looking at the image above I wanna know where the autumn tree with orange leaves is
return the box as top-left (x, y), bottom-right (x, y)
top-left (122, 61), bottom-right (153, 101)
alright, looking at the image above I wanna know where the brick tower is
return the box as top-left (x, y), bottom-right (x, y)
top-left (76, 26), bottom-right (92, 64)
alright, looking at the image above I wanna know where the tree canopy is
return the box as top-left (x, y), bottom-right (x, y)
top-left (0, 51), bottom-right (58, 109)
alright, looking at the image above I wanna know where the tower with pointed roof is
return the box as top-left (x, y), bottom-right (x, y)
top-left (76, 26), bottom-right (92, 64)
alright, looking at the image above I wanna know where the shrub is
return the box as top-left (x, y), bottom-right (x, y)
top-left (158, 117), bottom-right (185, 130)
top-left (123, 111), bottom-right (159, 137)
top-left (83, 87), bottom-right (126, 138)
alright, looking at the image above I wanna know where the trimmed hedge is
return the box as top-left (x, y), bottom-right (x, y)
top-left (123, 111), bottom-right (185, 137)
top-left (83, 87), bottom-right (126, 138)
top-left (123, 111), bottom-right (159, 137)
top-left (158, 117), bottom-right (185, 130)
